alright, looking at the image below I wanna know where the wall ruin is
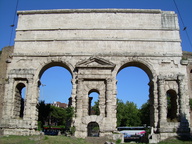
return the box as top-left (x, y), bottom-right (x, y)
top-left (0, 9), bottom-right (190, 143)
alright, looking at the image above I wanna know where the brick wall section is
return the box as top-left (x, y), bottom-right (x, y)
top-left (0, 46), bottom-right (14, 119)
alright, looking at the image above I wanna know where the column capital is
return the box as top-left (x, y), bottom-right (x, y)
top-left (78, 78), bottom-right (84, 83)
top-left (158, 79), bottom-right (165, 85)
top-left (177, 74), bottom-right (184, 81)
top-left (106, 78), bottom-right (112, 83)
top-left (157, 75), bottom-right (165, 81)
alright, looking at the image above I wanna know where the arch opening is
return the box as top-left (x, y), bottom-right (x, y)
top-left (116, 61), bottom-right (153, 127)
top-left (87, 122), bottom-right (100, 137)
top-left (38, 64), bottom-right (72, 103)
top-left (166, 89), bottom-right (178, 122)
top-left (88, 90), bottom-right (100, 115)
top-left (117, 61), bottom-right (153, 80)
top-left (37, 64), bottom-right (73, 130)
top-left (38, 62), bottom-right (72, 80)
top-left (14, 83), bottom-right (26, 119)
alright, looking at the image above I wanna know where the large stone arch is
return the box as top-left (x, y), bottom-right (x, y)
top-left (116, 58), bottom-right (155, 79)
top-left (36, 60), bottom-right (74, 99)
top-left (37, 59), bottom-right (74, 79)
top-left (116, 59), bottom-right (157, 129)
top-left (0, 9), bottom-right (190, 143)
top-left (35, 60), bottom-right (75, 121)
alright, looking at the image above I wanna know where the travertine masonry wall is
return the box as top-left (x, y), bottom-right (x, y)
top-left (0, 46), bottom-right (13, 122)
top-left (0, 9), bottom-right (190, 143)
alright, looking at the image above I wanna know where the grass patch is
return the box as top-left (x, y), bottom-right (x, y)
top-left (1, 135), bottom-right (192, 144)
top-left (0, 135), bottom-right (39, 144)
top-left (0, 135), bottom-right (92, 144)
top-left (158, 136), bottom-right (192, 144)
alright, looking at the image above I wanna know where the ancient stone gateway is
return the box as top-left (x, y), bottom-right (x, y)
top-left (0, 9), bottom-right (190, 142)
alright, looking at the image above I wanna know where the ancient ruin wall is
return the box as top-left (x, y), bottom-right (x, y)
top-left (14, 9), bottom-right (181, 56)
top-left (0, 9), bottom-right (190, 142)
top-left (0, 46), bottom-right (13, 121)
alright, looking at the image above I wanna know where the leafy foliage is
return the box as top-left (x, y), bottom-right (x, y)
top-left (50, 105), bottom-right (67, 125)
top-left (37, 101), bottom-right (51, 126)
top-left (116, 99), bottom-right (151, 127)
top-left (139, 101), bottom-right (150, 126)
top-left (38, 99), bottom-right (151, 131)
top-left (117, 99), bottom-right (141, 127)
top-left (91, 101), bottom-right (100, 115)
top-left (37, 101), bottom-right (74, 129)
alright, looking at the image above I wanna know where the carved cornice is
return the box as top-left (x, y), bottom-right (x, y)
top-left (9, 69), bottom-right (34, 75)
top-left (17, 9), bottom-right (163, 15)
top-left (11, 53), bottom-right (182, 58)
top-left (8, 69), bottom-right (35, 79)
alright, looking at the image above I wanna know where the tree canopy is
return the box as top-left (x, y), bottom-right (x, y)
top-left (117, 99), bottom-right (150, 127)
top-left (139, 101), bottom-right (150, 126)
top-left (37, 99), bottom-right (151, 130)
top-left (117, 99), bottom-right (141, 127)
top-left (37, 101), bottom-right (74, 129)
top-left (91, 101), bottom-right (100, 115)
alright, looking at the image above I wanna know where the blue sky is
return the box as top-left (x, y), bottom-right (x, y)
top-left (1, 0), bottom-right (192, 108)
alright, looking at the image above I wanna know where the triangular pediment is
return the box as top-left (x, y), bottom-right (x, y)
top-left (76, 57), bottom-right (115, 69)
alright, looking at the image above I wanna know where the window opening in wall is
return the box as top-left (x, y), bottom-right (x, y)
top-left (14, 83), bottom-right (26, 118)
top-left (20, 87), bottom-right (26, 118)
top-left (87, 122), bottom-right (100, 137)
top-left (167, 90), bottom-right (178, 122)
top-left (88, 91), bottom-right (100, 115)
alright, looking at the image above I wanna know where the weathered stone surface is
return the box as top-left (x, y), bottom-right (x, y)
top-left (0, 9), bottom-right (190, 143)
top-left (0, 46), bottom-right (14, 120)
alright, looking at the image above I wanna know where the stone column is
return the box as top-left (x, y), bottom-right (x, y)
top-left (88, 97), bottom-right (93, 115)
top-left (106, 78), bottom-right (112, 118)
top-left (149, 79), bottom-right (158, 129)
top-left (148, 80), bottom-right (153, 124)
top-left (23, 78), bottom-right (33, 122)
top-left (74, 78), bottom-right (87, 138)
top-left (76, 78), bottom-right (83, 118)
top-left (2, 78), bottom-right (14, 119)
top-left (177, 75), bottom-right (190, 134)
top-left (31, 79), bottom-right (40, 127)
top-left (105, 77), bottom-right (117, 132)
top-left (71, 77), bottom-right (77, 108)
top-left (111, 78), bottom-right (117, 129)
top-left (178, 75), bottom-right (186, 120)
top-left (158, 77), bottom-right (166, 125)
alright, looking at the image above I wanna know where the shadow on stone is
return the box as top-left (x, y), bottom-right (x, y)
top-left (176, 114), bottom-right (191, 141)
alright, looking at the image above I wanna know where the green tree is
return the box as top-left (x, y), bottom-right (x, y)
top-left (117, 99), bottom-right (141, 127)
top-left (37, 101), bottom-right (74, 129)
top-left (65, 106), bottom-right (74, 129)
top-left (37, 101), bottom-right (51, 126)
top-left (50, 105), bottom-right (67, 125)
top-left (116, 99), bottom-right (125, 127)
top-left (139, 101), bottom-right (150, 126)
top-left (92, 101), bottom-right (100, 115)
top-left (49, 105), bottom-right (74, 127)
